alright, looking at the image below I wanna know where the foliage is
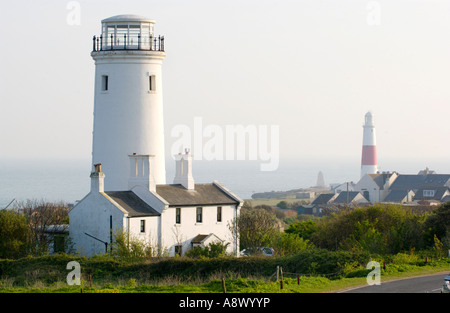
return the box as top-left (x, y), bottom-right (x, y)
top-left (285, 219), bottom-right (318, 240)
top-left (185, 242), bottom-right (230, 258)
top-left (12, 200), bottom-right (71, 256)
top-left (109, 229), bottom-right (153, 261)
top-left (0, 210), bottom-right (32, 259)
top-left (269, 233), bottom-right (312, 256)
top-left (308, 204), bottom-right (429, 254)
top-left (229, 207), bottom-right (279, 252)
top-left (424, 202), bottom-right (450, 249)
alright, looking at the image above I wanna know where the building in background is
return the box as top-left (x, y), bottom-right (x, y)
top-left (361, 111), bottom-right (378, 178)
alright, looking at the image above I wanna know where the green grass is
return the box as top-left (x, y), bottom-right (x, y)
top-left (1, 253), bottom-right (449, 293)
top-left (246, 197), bottom-right (309, 207)
top-left (1, 264), bottom-right (448, 293)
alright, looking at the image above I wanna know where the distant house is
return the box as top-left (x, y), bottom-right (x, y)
top-left (354, 172), bottom-right (398, 203)
top-left (383, 189), bottom-right (415, 204)
top-left (332, 182), bottom-right (356, 194)
top-left (296, 204), bottom-right (323, 216)
top-left (413, 186), bottom-right (450, 202)
top-left (311, 193), bottom-right (336, 206)
top-left (295, 191), bottom-right (315, 199)
top-left (330, 191), bottom-right (370, 207)
top-left (383, 173), bottom-right (450, 205)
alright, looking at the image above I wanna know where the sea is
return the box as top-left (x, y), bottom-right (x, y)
top-left (1, 156), bottom-right (449, 208)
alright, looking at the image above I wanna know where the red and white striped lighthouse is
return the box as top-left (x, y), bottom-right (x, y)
top-left (361, 111), bottom-right (378, 178)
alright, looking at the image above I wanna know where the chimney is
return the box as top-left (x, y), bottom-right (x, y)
top-left (173, 148), bottom-right (195, 190)
top-left (128, 154), bottom-right (156, 192)
top-left (90, 163), bottom-right (105, 193)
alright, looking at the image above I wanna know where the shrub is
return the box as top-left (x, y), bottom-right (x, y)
top-left (270, 233), bottom-right (312, 256)
top-left (185, 242), bottom-right (230, 258)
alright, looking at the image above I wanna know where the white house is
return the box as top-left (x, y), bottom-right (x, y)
top-left (354, 172), bottom-right (398, 204)
top-left (69, 15), bottom-right (243, 257)
top-left (69, 153), bottom-right (243, 257)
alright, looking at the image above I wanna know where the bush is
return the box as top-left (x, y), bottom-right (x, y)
top-left (270, 233), bottom-right (312, 256)
top-left (185, 242), bottom-right (229, 259)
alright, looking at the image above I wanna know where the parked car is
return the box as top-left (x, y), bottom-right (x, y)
top-left (240, 247), bottom-right (274, 257)
top-left (441, 275), bottom-right (450, 293)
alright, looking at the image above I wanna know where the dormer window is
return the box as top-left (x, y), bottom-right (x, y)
top-left (423, 190), bottom-right (435, 197)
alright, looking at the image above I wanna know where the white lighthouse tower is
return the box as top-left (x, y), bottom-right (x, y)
top-left (91, 15), bottom-right (166, 191)
top-left (360, 111), bottom-right (378, 178)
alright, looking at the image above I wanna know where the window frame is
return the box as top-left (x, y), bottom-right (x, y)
top-left (101, 75), bottom-right (109, 91)
top-left (176, 207), bottom-right (181, 224)
top-left (217, 206), bottom-right (222, 222)
top-left (140, 219), bottom-right (145, 233)
top-left (196, 207), bottom-right (203, 223)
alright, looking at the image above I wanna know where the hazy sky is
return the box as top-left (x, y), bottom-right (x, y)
top-left (1, 0), bottom-right (450, 173)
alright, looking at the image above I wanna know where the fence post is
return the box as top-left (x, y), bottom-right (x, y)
top-left (222, 277), bottom-right (227, 293)
top-left (276, 266), bottom-right (279, 281)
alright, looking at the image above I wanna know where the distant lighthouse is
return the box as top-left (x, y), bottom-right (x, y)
top-left (90, 15), bottom-right (166, 191)
top-left (361, 111), bottom-right (378, 178)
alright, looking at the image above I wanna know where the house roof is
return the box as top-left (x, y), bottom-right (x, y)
top-left (105, 191), bottom-right (160, 217)
top-left (413, 186), bottom-right (449, 201)
top-left (368, 173), bottom-right (395, 189)
top-left (191, 233), bottom-right (223, 244)
top-left (389, 174), bottom-right (450, 191)
top-left (384, 189), bottom-right (410, 203)
top-left (311, 193), bottom-right (335, 205)
top-left (155, 183), bottom-right (240, 207)
top-left (333, 191), bottom-right (364, 204)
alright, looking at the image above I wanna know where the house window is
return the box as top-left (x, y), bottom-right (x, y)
top-left (149, 75), bottom-right (155, 92)
top-left (140, 220), bottom-right (145, 233)
top-left (102, 75), bottom-right (109, 91)
top-left (423, 190), bottom-right (435, 197)
top-left (196, 207), bottom-right (203, 223)
top-left (175, 245), bottom-right (182, 257)
top-left (217, 206), bottom-right (222, 222)
top-left (176, 207), bottom-right (181, 224)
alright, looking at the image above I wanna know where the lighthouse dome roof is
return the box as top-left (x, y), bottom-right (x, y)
top-left (102, 14), bottom-right (155, 24)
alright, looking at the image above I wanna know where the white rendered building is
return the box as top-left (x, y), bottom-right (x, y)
top-left (69, 15), bottom-right (243, 257)
top-left (91, 14), bottom-right (167, 191)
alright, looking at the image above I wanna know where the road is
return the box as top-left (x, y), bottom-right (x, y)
top-left (340, 272), bottom-right (449, 293)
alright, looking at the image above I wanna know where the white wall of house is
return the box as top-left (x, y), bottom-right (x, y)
top-left (355, 173), bottom-right (398, 203)
top-left (127, 215), bottom-right (161, 254)
top-left (160, 205), bottom-right (238, 256)
top-left (355, 175), bottom-right (380, 203)
top-left (69, 192), bottom-right (127, 256)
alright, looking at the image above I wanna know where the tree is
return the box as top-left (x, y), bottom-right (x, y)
top-left (0, 209), bottom-right (32, 259)
top-left (229, 207), bottom-right (279, 254)
top-left (13, 199), bottom-right (70, 255)
top-left (285, 219), bottom-right (318, 240)
top-left (424, 202), bottom-right (450, 249)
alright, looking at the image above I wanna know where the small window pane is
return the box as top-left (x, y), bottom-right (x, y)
top-left (196, 207), bottom-right (202, 223)
top-left (102, 75), bottom-right (108, 91)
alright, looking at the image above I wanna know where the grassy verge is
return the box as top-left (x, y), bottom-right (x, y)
top-left (0, 255), bottom-right (448, 293)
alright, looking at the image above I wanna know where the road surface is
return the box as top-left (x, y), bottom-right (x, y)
top-left (340, 272), bottom-right (449, 293)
